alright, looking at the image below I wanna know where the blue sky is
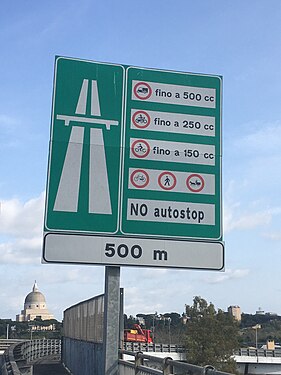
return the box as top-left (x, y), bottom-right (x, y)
top-left (1, 0), bottom-right (281, 321)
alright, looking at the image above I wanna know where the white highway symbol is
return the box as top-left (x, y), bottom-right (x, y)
top-left (53, 79), bottom-right (117, 214)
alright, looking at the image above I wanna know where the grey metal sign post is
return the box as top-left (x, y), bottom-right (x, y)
top-left (103, 266), bottom-right (120, 375)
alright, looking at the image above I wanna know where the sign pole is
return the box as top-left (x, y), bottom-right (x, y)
top-left (119, 288), bottom-right (124, 350)
top-left (103, 266), bottom-right (120, 375)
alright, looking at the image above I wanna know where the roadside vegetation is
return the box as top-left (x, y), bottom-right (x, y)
top-left (3, 297), bottom-right (281, 372)
top-left (125, 296), bottom-right (281, 373)
top-left (0, 319), bottom-right (62, 339)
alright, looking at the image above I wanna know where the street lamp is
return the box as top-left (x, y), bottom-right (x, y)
top-left (252, 324), bottom-right (261, 349)
top-left (29, 323), bottom-right (34, 340)
top-left (167, 317), bottom-right (171, 346)
top-left (152, 312), bottom-right (157, 342)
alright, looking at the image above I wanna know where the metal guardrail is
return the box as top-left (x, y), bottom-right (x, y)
top-left (1, 339), bottom-right (61, 375)
top-left (123, 342), bottom-right (186, 353)
top-left (235, 348), bottom-right (281, 357)
top-left (19, 339), bottom-right (61, 362)
top-left (0, 340), bottom-right (26, 352)
top-left (2, 342), bottom-right (30, 375)
top-left (119, 350), bottom-right (234, 375)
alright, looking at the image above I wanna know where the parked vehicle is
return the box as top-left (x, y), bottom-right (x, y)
top-left (124, 324), bottom-right (153, 343)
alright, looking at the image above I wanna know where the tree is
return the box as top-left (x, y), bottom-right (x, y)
top-left (185, 297), bottom-right (239, 373)
top-left (124, 314), bottom-right (139, 329)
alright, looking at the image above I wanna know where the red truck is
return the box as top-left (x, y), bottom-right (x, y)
top-left (124, 324), bottom-right (153, 343)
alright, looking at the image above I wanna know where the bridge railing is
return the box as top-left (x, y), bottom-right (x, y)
top-left (119, 350), bottom-right (234, 375)
top-left (2, 341), bottom-right (31, 375)
top-left (1, 339), bottom-right (61, 375)
top-left (235, 348), bottom-right (281, 358)
top-left (123, 341), bottom-right (186, 353)
top-left (0, 340), bottom-right (26, 353)
top-left (19, 338), bottom-right (61, 362)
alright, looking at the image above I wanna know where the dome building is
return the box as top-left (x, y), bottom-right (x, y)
top-left (16, 281), bottom-right (54, 322)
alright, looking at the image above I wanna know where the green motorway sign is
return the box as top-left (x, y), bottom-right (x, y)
top-left (121, 67), bottom-right (221, 240)
top-left (45, 57), bottom-right (124, 234)
top-left (43, 57), bottom-right (223, 269)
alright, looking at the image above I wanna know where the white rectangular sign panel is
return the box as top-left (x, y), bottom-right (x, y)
top-left (43, 233), bottom-right (224, 270)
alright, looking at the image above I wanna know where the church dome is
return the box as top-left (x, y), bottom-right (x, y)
top-left (16, 281), bottom-right (54, 322)
top-left (24, 281), bottom-right (46, 304)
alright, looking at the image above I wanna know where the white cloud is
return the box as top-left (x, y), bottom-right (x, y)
top-left (234, 121), bottom-right (281, 155)
top-left (204, 269), bottom-right (249, 284)
top-left (0, 114), bottom-right (22, 148)
top-left (223, 199), bottom-right (281, 233)
top-left (225, 209), bottom-right (270, 232)
top-left (142, 268), bottom-right (168, 278)
top-left (262, 232), bottom-right (281, 241)
top-left (0, 114), bottom-right (19, 129)
top-left (124, 285), bottom-right (166, 314)
top-left (0, 193), bottom-right (45, 264)
top-left (225, 122), bottom-right (281, 192)
top-left (223, 119), bottom-right (281, 234)
top-left (35, 266), bottom-right (103, 286)
top-left (0, 238), bottom-right (41, 265)
top-left (0, 193), bottom-right (44, 238)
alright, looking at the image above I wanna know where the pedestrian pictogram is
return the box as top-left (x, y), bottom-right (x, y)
top-left (158, 171), bottom-right (177, 190)
top-left (130, 169), bottom-right (149, 188)
top-left (131, 139), bottom-right (150, 158)
top-left (186, 174), bottom-right (205, 193)
top-left (132, 110), bottom-right (150, 128)
top-left (133, 82), bottom-right (152, 100)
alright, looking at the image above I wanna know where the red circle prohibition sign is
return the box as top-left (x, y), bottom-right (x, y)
top-left (132, 111), bottom-right (151, 129)
top-left (158, 171), bottom-right (177, 190)
top-left (131, 139), bottom-right (150, 158)
top-left (133, 82), bottom-right (152, 100)
top-left (186, 174), bottom-right (205, 192)
top-left (130, 169), bottom-right (150, 189)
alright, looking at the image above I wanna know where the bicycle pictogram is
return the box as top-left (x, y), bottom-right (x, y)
top-left (134, 173), bottom-right (146, 182)
top-left (130, 169), bottom-right (149, 188)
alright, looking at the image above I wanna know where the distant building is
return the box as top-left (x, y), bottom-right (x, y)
top-left (228, 305), bottom-right (241, 321)
top-left (137, 316), bottom-right (145, 326)
top-left (266, 312), bottom-right (278, 316)
top-left (16, 281), bottom-right (54, 322)
top-left (181, 314), bottom-right (188, 324)
top-left (256, 307), bottom-right (265, 315)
